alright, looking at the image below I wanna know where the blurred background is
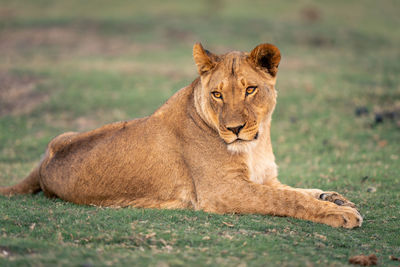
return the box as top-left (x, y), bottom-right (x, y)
top-left (0, 0), bottom-right (399, 195)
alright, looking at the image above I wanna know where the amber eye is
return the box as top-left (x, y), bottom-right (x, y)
top-left (246, 86), bottom-right (257, 95)
top-left (211, 91), bottom-right (223, 99)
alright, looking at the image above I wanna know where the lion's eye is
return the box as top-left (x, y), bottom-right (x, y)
top-left (246, 86), bottom-right (257, 95)
top-left (211, 91), bottom-right (223, 99)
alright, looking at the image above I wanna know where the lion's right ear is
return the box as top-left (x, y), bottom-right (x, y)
top-left (193, 43), bottom-right (218, 75)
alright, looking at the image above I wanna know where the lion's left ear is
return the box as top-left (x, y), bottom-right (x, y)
top-left (249, 43), bottom-right (281, 77)
top-left (193, 43), bottom-right (219, 75)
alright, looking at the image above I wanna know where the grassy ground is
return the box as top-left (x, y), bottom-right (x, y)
top-left (1, 0), bottom-right (399, 266)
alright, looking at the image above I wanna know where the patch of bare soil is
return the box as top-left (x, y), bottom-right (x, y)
top-left (300, 6), bottom-right (322, 23)
top-left (0, 27), bottom-right (164, 59)
top-left (0, 72), bottom-right (48, 116)
top-left (0, 7), bottom-right (16, 19)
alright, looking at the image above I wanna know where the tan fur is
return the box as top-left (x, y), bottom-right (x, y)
top-left (0, 43), bottom-right (362, 228)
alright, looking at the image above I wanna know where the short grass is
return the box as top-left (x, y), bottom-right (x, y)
top-left (1, 0), bottom-right (399, 266)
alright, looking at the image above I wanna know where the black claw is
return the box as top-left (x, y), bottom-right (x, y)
top-left (334, 199), bottom-right (344, 206)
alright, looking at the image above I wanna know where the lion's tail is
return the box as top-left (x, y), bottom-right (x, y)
top-left (0, 161), bottom-right (42, 196)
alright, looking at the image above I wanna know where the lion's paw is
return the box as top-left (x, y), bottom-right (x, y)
top-left (324, 206), bottom-right (363, 228)
top-left (319, 191), bottom-right (356, 208)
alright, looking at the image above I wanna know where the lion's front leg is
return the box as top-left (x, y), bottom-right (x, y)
top-left (197, 178), bottom-right (362, 228)
top-left (264, 178), bottom-right (357, 208)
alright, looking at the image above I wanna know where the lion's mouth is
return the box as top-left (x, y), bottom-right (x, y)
top-left (226, 131), bottom-right (259, 144)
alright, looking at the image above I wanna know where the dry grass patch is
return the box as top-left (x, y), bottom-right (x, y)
top-left (0, 27), bottom-right (168, 60)
top-left (0, 72), bottom-right (48, 117)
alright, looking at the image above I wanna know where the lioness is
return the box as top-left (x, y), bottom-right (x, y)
top-left (1, 43), bottom-right (362, 228)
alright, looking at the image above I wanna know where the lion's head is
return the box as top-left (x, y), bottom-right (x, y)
top-left (192, 43), bottom-right (281, 152)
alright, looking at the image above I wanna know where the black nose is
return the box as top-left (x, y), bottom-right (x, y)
top-left (227, 124), bottom-right (245, 135)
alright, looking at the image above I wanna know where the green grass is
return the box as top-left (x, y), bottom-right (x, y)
top-left (1, 0), bottom-right (399, 266)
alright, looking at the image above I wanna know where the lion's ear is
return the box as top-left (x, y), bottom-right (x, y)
top-left (193, 43), bottom-right (219, 75)
top-left (249, 43), bottom-right (281, 77)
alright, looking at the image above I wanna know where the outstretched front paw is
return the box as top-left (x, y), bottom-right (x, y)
top-left (319, 192), bottom-right (356, 208)
top-left (324, 205), bottom-right (363, 228)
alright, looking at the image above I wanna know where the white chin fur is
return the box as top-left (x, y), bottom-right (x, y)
top-left (226, 119), bottom-right (278, 184)
top-left (227, 140), bottom-right (258, 154)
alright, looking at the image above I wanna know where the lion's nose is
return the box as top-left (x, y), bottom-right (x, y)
top-left (227, 124), bottom-right (245, 135)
